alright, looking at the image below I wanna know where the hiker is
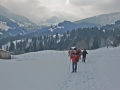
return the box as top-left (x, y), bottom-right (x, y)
top-left (82, 49), bottom-right (88, 62)
top-left (76, 48), bottom-right (82, 61)
top-left (70, 51), bottom-right (79, 73)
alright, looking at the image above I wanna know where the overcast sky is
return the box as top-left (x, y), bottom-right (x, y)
top-left (0, 0), bottom-right (120, 24)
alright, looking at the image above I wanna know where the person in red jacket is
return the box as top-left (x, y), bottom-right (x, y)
top-left (70, 52), bottom-right (79, 73)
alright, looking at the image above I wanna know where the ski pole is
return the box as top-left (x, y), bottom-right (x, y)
top-left (77, 62), bottom-right (79, 72)
top-left (86, 56), bottom-right (88, 62)
top-left (68, 59), bottom-right (71, 73)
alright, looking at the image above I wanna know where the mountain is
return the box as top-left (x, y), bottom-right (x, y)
top-left (115, 20), bottom-right (120, 25)
top-left (0, 15), bottom-right (19, 28)
top-left (0, 14), bottom-right (31, 38)
top-left (39, 16), bottom-right (65, 27)
top-left (35, 20), bottom-right (102, 35)
top-left (0, 5), bottom-right (35, 25)
top-left (74, 12), bottom-right (120, 25)
top-left (0, 5), bottom-right (41, 38)
top-left (0, 5), bottom-right (120, 38)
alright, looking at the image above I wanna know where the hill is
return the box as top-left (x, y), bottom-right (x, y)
top-left (35, 20), bottom-right (102, 35)
top-left (0, 46), bottom-right (120, 90)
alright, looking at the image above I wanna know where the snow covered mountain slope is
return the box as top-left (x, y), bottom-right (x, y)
top-left (0, 21), bottom-right (10, 31)
top-left (74, 12), bottom-right (120, 25)
top-left (0, 47), bottom-right (120, 90)
top-left (0, 5), bottom-right (38, 38)
top-left (0, 5), bottom-right (34, 25)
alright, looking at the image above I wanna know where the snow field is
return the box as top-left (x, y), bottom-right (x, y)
top-left (0, 47), bottom-right (120, 90)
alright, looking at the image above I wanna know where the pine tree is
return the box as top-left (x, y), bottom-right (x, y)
top-left (9, 40), bottom-right (15, 52)
top-left (92, 36), bottom-right (99, 49)
top-left (55, 33), bottom-right (59, 42)
top-left (0, 43), bottom-right (2, 49)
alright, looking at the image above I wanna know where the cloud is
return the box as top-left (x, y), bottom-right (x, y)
top-left (93, 0), bottom-right (120, 12)
top-left (69, 0), bottom-right (96, 6)
top-left (67, 0), bottom-right (120, 20)
top-left (0, 0), bottom-right (52, 23)
top-left (66, 0), bottom-right (70, 5)
top-left (0, 0), bottom-right (79, 23)
top-left (69, 0), bottom-right (120, 13)
top-left (0, 0), bottom-right (120, 24)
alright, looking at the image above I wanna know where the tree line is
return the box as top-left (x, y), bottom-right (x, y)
top-left (0, 24), bottom-right (120, 55)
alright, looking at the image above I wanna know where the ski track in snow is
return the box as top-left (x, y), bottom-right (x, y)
top-left (59, 59), bottom-right (101, 90)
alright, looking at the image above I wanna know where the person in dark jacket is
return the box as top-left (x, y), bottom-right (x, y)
top-left (82, 49), bottom-right (88, 62)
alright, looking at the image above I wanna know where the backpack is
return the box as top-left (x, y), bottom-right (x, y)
top-left (75, 56), bottom-right (79, 62)
top-left (76, 50), bottom-right (81, 55)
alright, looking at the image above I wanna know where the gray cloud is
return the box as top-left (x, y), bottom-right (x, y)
top-left (69, 0), bottom-right (120, 14)
top-left (69, 0), bottom-right (96, 6)
top-left (93, 0), bottom-right (120, 13)
top-left (0, 0), bottom-right (52, 23)
top-left (0, 0), bottom-right (120, 24)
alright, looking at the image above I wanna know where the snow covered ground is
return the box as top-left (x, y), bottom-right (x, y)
top-left (0, 47), bottom-right (120, 90)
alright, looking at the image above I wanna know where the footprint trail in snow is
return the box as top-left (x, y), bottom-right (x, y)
top-left (59, 60), bottom-right (101, 90)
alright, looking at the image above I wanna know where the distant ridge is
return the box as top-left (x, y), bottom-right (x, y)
top-left (0, 4), bottom-right (35, 25)
top-left (74, 12), bottom-right (120, 25)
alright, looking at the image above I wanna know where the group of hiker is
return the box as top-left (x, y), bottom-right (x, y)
top-left (68, 47), bottom-right (88, 73)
